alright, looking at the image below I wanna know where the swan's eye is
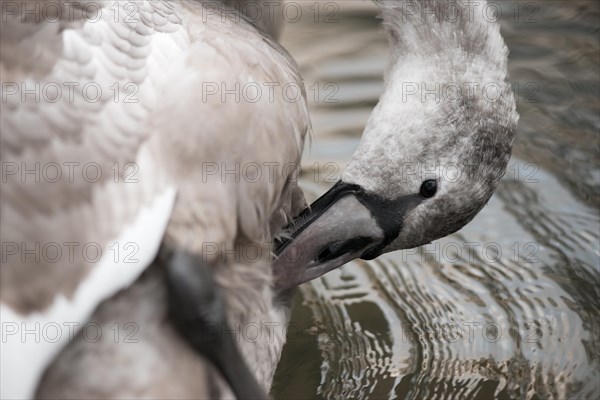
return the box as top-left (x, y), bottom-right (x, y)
top-left (420, 180), bottom-right (437, 198)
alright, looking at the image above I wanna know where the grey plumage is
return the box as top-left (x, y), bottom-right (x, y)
top-left (1, 0), bottom-right (308, 398)
top-left (1, 0), bottom-right (518, 398)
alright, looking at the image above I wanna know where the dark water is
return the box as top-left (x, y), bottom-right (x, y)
top-left (271, 1), bottom-right (600, 399)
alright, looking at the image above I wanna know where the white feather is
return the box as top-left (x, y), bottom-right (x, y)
top-left (0, 185), bottom-right (176, 399)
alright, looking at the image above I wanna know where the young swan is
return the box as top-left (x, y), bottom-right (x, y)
top-left (274, 0), bottom-right (519, 292)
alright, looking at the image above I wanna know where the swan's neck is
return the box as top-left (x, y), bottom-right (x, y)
top-left (377, 0), bottom-right (509, 79)
top-left (372, 0), bottom-right (513, 137)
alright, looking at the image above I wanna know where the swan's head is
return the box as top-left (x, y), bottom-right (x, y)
top-left (273, 56), bottom-right (518, 293)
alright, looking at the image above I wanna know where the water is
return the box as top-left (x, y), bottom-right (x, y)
top-left (271, 1), bottom-right (600, 399)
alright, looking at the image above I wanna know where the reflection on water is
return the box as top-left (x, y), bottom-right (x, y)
top-left (271, 1), bottom-right (600, 399)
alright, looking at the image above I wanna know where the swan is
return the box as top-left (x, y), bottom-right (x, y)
top-left (1, 1), bottom-right (306, 398)
top-left (0, 0), bottom-right (518, 398)
top-left (274, 0), bottom-right (518, 293)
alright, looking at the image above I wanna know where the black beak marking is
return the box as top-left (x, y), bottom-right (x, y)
top-left (276, 180), bottom-right (424, 259)
top-left (275, 181), bottom-right (365, 256)
top-left (314, 236), bottom-right (374, 264)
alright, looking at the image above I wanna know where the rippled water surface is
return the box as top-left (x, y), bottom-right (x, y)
top-left (271, 1), bottom-right (600, 399)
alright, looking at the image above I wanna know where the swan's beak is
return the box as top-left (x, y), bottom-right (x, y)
top-left (272, 181), bottom-right (421, 294)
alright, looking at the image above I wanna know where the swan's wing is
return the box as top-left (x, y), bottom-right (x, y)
top-left (0, 2), bottom-right (187, 397)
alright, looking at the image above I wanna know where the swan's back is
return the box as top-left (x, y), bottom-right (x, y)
top-left (1, 1), bottom-right (309, 397)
